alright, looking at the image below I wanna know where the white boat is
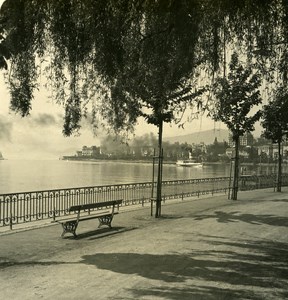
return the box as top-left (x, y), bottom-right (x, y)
top-left (176, 159), bottom-right (202, 167)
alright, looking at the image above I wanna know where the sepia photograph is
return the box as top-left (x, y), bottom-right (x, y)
top-left (0, 1), bottom-right (288, 299)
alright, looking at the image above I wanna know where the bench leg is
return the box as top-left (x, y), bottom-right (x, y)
top-left (61, 220), bottom-right (78, 238)
top-left (98, 215), bottom-right (113, 228)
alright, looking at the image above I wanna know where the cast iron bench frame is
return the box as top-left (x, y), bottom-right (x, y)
top-left (55, 199), bottom-right (123, 238)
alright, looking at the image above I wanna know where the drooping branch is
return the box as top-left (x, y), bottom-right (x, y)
top-left (1, 0), bottom-right (288, 137)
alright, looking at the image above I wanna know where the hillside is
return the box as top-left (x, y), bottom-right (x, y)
top-left (164, 129), bottom-right (229, 145)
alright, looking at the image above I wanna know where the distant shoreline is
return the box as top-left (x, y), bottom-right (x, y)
top-left (61, 157), bottom-right (177, 165)
top-left (60, 157), bottom-right (229, 165)
top-left (60, 157), bottom-right (281, 167)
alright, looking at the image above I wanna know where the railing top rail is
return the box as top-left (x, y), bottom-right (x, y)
top-left (0, 181), bottom-right (152, 197)
top-left (0, 174), bottom-right (282, 197)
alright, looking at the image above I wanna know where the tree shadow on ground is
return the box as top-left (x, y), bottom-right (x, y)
top-left (80, 237), bottom-right (288, 299)
top-left (193, 211), bottom-right (288, 227)
top-left (124, 285), bottom-right (268, 300)
top-left (271, 198), bottom-right (288, 203)
top-left (0, 258), bottom-right (71, 269)
top-left (133, 214), bottom-right (183, 222)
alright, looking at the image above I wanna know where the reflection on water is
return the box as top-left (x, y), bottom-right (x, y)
top-left (1, 159), bottom-right (280, 194)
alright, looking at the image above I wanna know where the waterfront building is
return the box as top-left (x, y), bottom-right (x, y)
top-left (258, 143), bottom-right (288, 161)
top-left (80, 146), bottom-right (101, 157)
top-left (228, 132), bottom-right (254, 147)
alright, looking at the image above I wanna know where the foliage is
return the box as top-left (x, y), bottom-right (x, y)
top-left (98, 133), bottom-right (207, 161)
top-left (261, 86), bottom-right (288, 192)
top-left (261, 86), bottom-right (288, 143)
top-left (212, 51), bottom-right (262, 200)
top-left (212, 52), bottom-right (262, 140)
top-left (0, 0), bottom-right (211, 137)
top-left (206, 138), bottom-right (229, 162)
top-left (2, 0), bottom-right (288, 208)
top-left (1, 0), bottom-right (287, 136)
top-left (0, 30), bottom-right (9, 69)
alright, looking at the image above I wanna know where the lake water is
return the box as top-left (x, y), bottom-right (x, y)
top-left (0, 160), bottom-right (233, 194)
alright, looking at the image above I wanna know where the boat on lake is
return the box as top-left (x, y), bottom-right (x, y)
top-left (176, 159), bottom-right (203, 167)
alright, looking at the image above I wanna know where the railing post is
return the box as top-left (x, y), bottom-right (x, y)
top-left (150, 198), bottom-right (154, 216)
top-left (10, 210), bottom-right (13, 230)
top-left (53, 207), bottom-right (56, 222)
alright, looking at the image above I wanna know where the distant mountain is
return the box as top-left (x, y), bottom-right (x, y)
top-left (164, 129), bottom-right (229, 145)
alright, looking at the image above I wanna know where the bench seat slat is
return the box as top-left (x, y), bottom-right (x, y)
top-left (69, 199), bottom-right (123, 212)
top-left (74, 211), bottom-right (119, 222)
top-left (56, 210), bottom-right (118, 223)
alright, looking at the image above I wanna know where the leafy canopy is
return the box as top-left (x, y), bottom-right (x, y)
top-left (261, 86), bottom-right (288, 143)
top-left (0, 0), bottom-right (209, 136)
top-left (212, 52), bottom-right (262, 140)
top-left (0, 0), bottom-right (287, 136)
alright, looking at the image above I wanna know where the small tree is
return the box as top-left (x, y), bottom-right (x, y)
top-left (261, 86), bottom-right (288, 192)
top-left (212, 52), bottom-right (262, 200)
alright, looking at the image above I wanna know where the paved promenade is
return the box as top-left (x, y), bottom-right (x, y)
top-left (0, 188), bottom-right (288, 300)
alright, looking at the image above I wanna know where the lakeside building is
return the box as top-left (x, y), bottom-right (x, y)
top-left (228, 132), bottom-right (254, 147)
top-left (62, 145), bottom-right (102, 160)
top-left (258, 144), bottom-right (288, 161)
top-left (80, 146), bottom-right (101, 157)
top-left (225, 147), bottom-right (249, 159)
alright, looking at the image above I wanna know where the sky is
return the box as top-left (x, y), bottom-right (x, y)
top-left (0, 0), bottom-right (262, 160)
top-left (0, 75), bottom-right (221, 160)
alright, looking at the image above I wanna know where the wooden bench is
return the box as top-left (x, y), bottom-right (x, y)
top-left (54, 199), bottom-right (123, 238)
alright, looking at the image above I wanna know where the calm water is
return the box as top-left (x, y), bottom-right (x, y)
top-left (0, 159), bottom-right (232, 194)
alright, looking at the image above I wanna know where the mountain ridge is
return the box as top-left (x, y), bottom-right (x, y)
top-left (163, 129), bottom-right (229, 145)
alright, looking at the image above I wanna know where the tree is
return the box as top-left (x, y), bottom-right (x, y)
top-left (0, 0), bottom-right (285, 123)
top-left (206, 139), bottom-right (229, 162)
top-left (0, 30), bottom-right (9, 70)
top-left (0, 0), bottom-right (287, 212)
top-left (0, 0), bottom-right (208, 217)
top-left (212, 52), bottom-right (262, 200)
top-left (246, 146), bottom-right (259, 163)
top-left (261, 86), bottom-right (288, 192)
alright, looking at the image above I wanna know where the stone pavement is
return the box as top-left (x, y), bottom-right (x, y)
top-left (0, 188), bottom-right (288, 300)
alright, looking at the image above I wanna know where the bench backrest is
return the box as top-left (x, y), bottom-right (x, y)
top-left (69, 199), bottom-right (123, 213)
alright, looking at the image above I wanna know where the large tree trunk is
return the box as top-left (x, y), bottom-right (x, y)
top-left (231, 136), bottom-right (240, 200)
top-left (276, 140), bottom-right (282, 192)
top-left (155, 119), bottom-right (163, 217)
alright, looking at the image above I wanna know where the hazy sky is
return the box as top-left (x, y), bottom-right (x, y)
top-left (0, 74), bottom-right (221, 160)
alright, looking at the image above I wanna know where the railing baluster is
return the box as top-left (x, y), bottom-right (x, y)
top-left (0, 174), bottom-right (286, 229)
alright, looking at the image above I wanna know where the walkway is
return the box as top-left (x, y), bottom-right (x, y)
top-left (0, 188), bottom-right (287, 299)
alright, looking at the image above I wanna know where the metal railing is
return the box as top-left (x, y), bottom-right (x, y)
top-left (1, 174), bottom-right (287, 229)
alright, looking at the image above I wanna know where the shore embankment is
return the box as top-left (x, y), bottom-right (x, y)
top-left (61, 157), bottom-right (177, 165)
top-left (1, 188), bottom-right (288, 299)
